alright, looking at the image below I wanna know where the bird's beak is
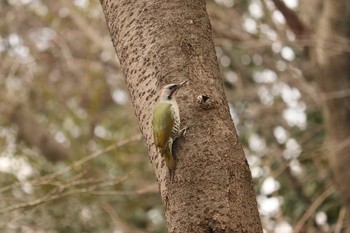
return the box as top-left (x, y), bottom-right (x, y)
top-left (178, 80), bottom-right (188, 89)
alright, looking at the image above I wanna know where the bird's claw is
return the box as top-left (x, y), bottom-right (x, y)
top-left (180, 123), bottom-right (194, 139)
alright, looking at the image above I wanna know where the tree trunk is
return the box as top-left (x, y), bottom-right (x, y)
top-left (99, 0), bottom-right (262, 232)
top-left (315, 0), bottom-right (350, 231)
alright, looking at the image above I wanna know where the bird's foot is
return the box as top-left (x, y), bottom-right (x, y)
top-left (179, 123), bottom-right (194, 139)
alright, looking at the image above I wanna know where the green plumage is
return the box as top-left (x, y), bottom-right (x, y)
top-left (152, 80), bottom-right (187, 178)
top-left (152, 102), bottom-right (176, 173)
top-left (153, 103), bottom-right (174, 148)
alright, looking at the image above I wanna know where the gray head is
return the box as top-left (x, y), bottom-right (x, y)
top-left (159, 80), bottom-right (187, 101)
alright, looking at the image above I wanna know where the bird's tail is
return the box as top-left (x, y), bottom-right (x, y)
top-left (161, 140), bottom-right (176, 177)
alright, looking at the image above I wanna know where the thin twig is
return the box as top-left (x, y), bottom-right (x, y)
top-left (102, 202), bottom-right (144, 233)
top-left (90, 183), bottom-right (158, 196)
top-left (0, 134), bottom-right (142, 194)
top-left (322, 88), bottom-right (350, 100)
top-left (294, 186), bottom-right (335, 233)
top-left (334, 207), bottom-right (346, 233)
top-left (0, 177), bottom-right (127, 214)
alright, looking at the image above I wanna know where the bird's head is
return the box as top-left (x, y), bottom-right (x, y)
top-left (159, 80), bottom-right (187, 101)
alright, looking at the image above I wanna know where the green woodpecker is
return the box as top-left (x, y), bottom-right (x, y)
top-left (152, 80), bottom-right (188, 176)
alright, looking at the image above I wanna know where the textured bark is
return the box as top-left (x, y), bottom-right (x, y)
top-left (99, 0), bottom-right (262, 232)
top-left (315, 0), bottom-right (350, 231)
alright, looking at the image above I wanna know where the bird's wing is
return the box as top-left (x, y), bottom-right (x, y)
top-left (152, 103), bottom-right (174, 147)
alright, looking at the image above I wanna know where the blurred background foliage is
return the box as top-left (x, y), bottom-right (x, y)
top-left (0, 0), bottom-right (345, 232)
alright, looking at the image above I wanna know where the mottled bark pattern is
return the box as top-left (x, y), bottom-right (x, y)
top-left (316, 1), bottom-right (350, 231)
top-left (100, 0), bottom-right (262, 232)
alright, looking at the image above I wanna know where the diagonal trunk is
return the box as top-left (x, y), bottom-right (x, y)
top-left (100, 0), bottom-right (262, 232)
top-left (315, 0), bottom-right (350, 231)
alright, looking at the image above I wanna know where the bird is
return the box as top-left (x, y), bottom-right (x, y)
top-left (152, 80), bottom-right (188, 178)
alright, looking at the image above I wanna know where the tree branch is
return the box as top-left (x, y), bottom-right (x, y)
top-left (0, 134), bottom-right (142, 194)
top-left (294, 186), bottom-right (335, 233)
top-left (269, 0), bottom-right (308, 37)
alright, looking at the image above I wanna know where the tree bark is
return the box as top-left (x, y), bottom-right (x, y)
top-left (100, 0), bottom-right (262, 232)
top-left (315, 0), bottom-right (350, 231)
